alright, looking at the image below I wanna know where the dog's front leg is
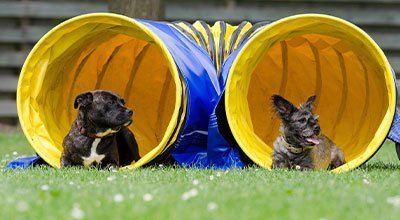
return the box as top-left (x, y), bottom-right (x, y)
top-left (100, 163), bottom-right (119, 170)
top-left (116, 127), bottom-right (141, 166)
top-left (272, 158), bottom-right (290, 169)
top-left (296, 165), bottom-right (313, 171)
top-left (61, 154), bottom-right (87, 167)
top-left (100, 155), bottom-right (119, 169)
top-left (60, 156), bottom-right (73, 167)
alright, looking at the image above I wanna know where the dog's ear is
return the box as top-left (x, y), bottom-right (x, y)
top-left (74, 92), bottom-right (93, 109)
top-left (303, 95), bottom-right (316, 110)
top-left (271, 95), bottom-right (297, 120)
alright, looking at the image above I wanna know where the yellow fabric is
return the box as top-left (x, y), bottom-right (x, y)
top-left (17, 13), bottom-right (184, 168)
top-left (225, 14), bottom-right (396, 172)
top-left (176, 21), bottom-right (252, 75)
top-left (192, 21), bottom-right (212, 53)
top-left (172, 21), bottom-right (202, 46)
top-left (210, 22), bottom-right (237, 75)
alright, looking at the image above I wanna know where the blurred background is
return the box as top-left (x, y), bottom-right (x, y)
top-left (0, 0), bottom-right (399, 131)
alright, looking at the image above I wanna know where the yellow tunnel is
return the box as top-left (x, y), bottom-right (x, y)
top-left (224, 14), bottom-right (396, 172)
top-left (17, 14), bottom-right (187, 168)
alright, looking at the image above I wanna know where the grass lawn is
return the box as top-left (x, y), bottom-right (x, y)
top-left (0, 133), bottom-right (400, 220)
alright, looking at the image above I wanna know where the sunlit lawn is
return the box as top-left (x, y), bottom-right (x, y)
top-left (1, 133), bottom-right (400, 220)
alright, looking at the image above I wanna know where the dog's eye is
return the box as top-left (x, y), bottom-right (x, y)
top-left (299, 118), bottom-right (306, 123)
top-left (109, 100), bottom-right (116, 105)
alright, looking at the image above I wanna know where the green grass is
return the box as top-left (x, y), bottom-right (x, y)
top-left (1, 133), bottom-right (400, 220)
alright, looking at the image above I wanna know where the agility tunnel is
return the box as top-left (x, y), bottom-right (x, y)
top-left (12, 13), bottom-right (400, 172)
top-left (203, 14), bottom-right (399, 172)
top-left (16, 13), bottom-right (220, 169)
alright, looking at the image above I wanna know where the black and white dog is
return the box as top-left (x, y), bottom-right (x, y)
top-left (61, 90), bottom-right (140, 168)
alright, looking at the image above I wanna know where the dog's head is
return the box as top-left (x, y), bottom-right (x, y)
top-left (272, 95), bottom-right (321, 147)
top-left (74, 90), bottom-right (133, 133)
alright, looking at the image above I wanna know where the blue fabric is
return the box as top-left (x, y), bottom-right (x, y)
top-left (138, 19), bottom-right (221, 167)
top-left (388, 108), bottom-right (400, 143)
top-left (207, 98), bottom-right (245, 168)
top-left (206, 47), bottom-right (246, 168)
top-left (388, 68), bottom-right (400, 145)
top-left (6, 156), bottom-right (44, 169)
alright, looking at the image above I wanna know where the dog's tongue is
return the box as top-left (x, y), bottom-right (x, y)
top-left (306, 137), bottom-right (320, 145)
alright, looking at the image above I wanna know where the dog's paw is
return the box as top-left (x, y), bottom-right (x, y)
top-left (60, 157), bottom-right (72, 167)
top-left (103, 163), bottom-right (118, 171)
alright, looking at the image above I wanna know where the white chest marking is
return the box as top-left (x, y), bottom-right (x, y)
top-left (82, 138), bottom-right (105, 166)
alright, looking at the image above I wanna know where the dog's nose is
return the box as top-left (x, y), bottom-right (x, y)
top-left (313, 125), bottom-right (320, 134)
top-left (126, 109), bottom-right (133, 116)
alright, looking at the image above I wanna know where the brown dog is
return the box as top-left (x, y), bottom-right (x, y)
top-left (271, 95), bottom-right (345, 170)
